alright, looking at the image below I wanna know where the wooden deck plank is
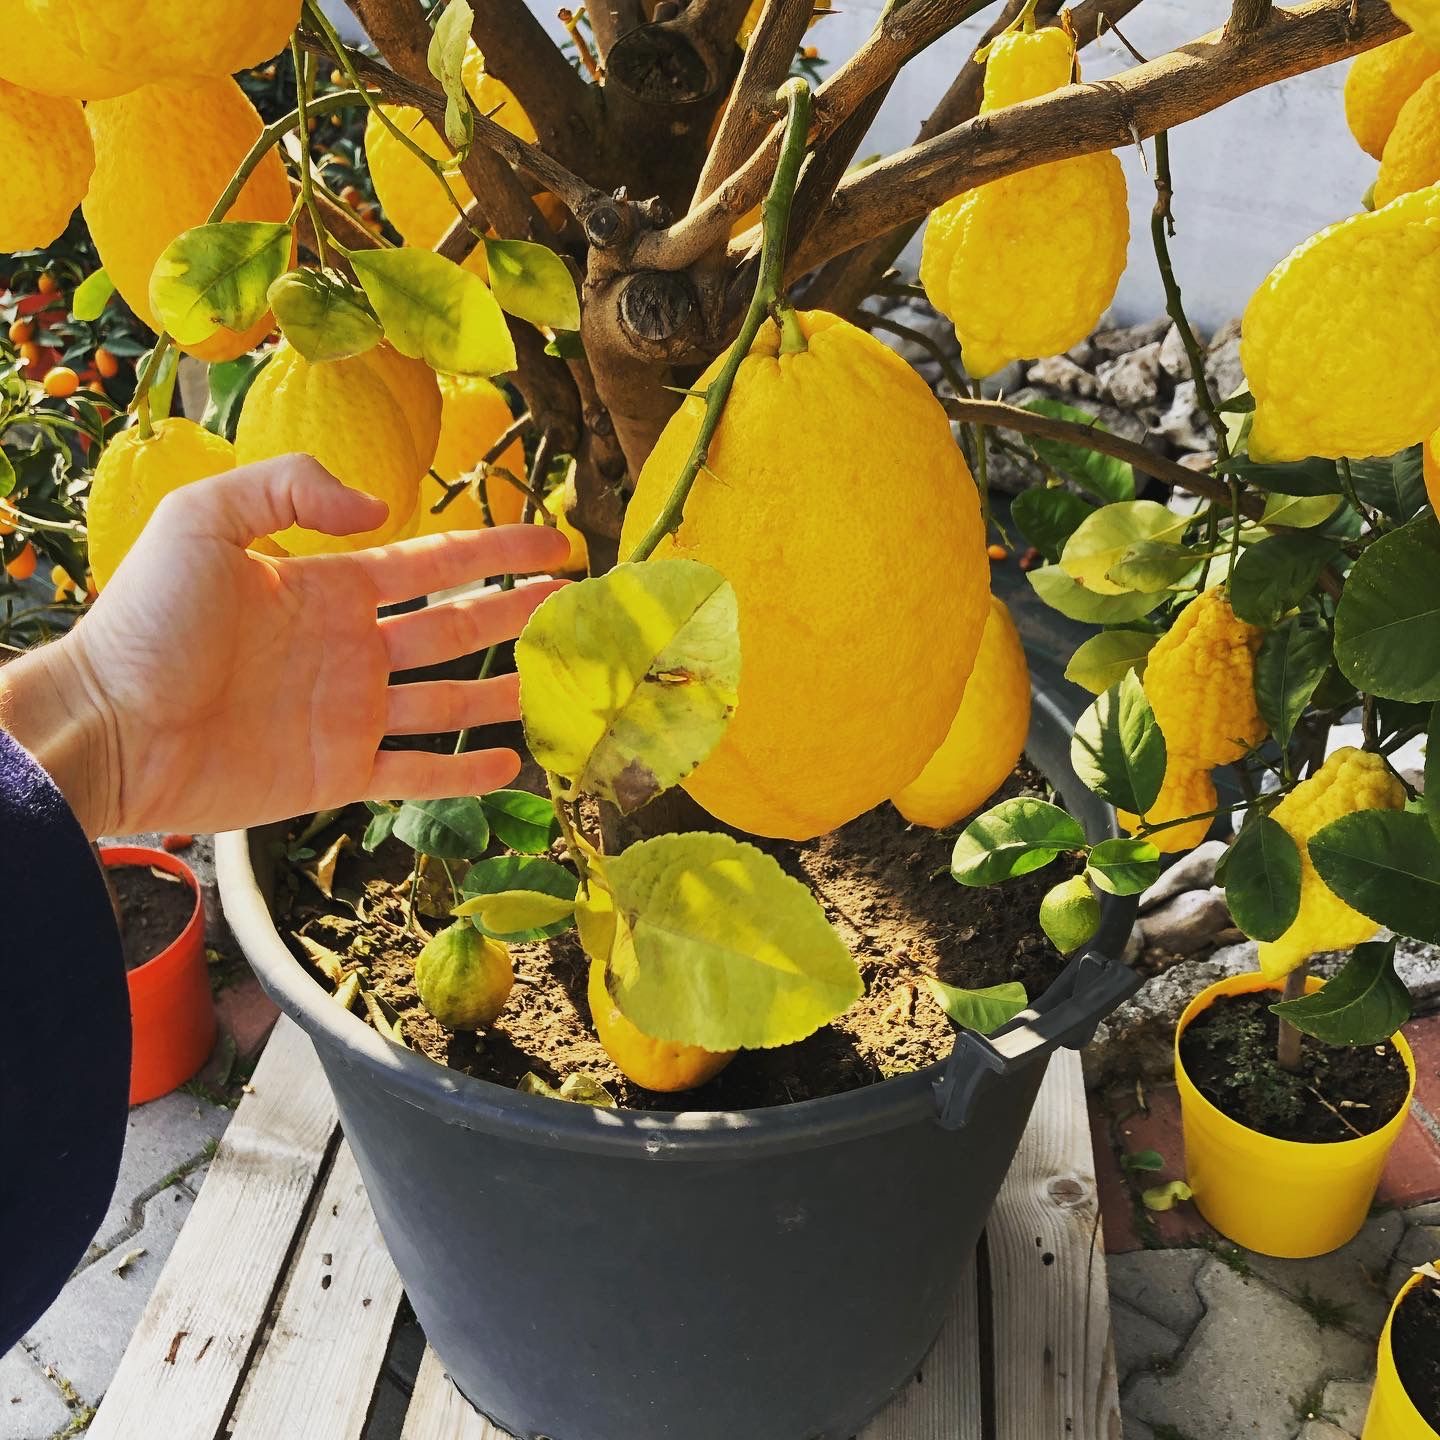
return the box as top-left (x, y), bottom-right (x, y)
top-left (858, 1259), bottom-right (983, 1440)
top-left (229, 1141), bottom-right (405, 1440)
top-left (986, 1050), bottom-right (1122, 1440)
top-left (401, 1348), bottom-right (513, 1440)
top-left (87, 1019), bottom-right (340, 1440)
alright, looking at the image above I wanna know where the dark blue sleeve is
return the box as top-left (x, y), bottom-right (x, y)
top-left (0, 729), bottom-right (129, 1351)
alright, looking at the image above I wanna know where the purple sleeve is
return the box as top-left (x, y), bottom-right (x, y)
top-left (0, 729), bottom-right (129, 1351)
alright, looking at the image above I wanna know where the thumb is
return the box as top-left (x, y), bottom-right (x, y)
top-left (163, 454), bottom-right (389, 546)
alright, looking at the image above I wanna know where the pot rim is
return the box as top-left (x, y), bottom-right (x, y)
top-left (101, 844), bottom-right (204, 986)
top-left (1376, 1266), bottom-right (1440, 1438)
top-left (219, 687), bottom-right (1132, 1158)
top-left (1174, 969), bottom-right (1417, 1155)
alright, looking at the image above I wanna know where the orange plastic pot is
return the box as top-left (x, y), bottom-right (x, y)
top-left (103, 846), bottom-right (216, 1105)
top-left (1175, 971), bottom-right (1414, 1259)
top-left (1364, 1268), bottom-right (1440, 1439)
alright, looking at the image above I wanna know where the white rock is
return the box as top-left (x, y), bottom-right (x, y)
top-left (1096, 341), bottom-right (1163, 408)
top-left (1154, 380), bottom-right (1215, 452)
top-left (1137, 885), bottom-right (1232, 956)
top-left (1206, 318), bottom-right (1245, 400)
top-left (1139, 839), bottom-right (1229, 913)
top-left (1025, 354), bottom-right (1100, 398)
top-left (1158, 322), bottom-right (1194, 379)
top-left (1091, 318), bottom-right (1170, 356)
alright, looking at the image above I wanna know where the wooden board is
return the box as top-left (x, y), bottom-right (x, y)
top-left (86, 1019), bottom-right (339, 1440)
top-left (402, 1348), bottom-right (512, 1440)
top-left (985, 1050), bottom-right (1122, 1440)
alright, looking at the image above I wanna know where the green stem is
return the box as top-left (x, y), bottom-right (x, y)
top-left (291, 39), bottom-right (329, 268)
top-left (546, 769), bottom-right (591, 892)
top-left (627, 77), bottom-right (813, 564)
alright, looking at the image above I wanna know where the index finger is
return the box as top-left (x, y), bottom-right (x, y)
top-left (343, 523), bottom-right (573, 604)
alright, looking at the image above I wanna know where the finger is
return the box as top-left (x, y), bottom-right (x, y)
top-left (350, 523), bottom-right (572, 605)
top-left (380, 579), bottom-right (568, 673)
top-left (369, 747), bottom-right (522, 803)
top-left (385, 673), bottom-right (522, 736)
top-left (158, 454), bottom-right (388, 546)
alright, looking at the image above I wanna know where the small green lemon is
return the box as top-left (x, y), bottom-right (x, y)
top-left (414, 923), bottom-right (514, 1031)
top-left (1039, 875), bottom-right (1101, 955)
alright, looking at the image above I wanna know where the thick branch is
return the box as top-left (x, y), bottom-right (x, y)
top-left (789, 0), bottom-right (1403, 277)
top-left (344, 0), bottom-right (432, 82)
top-left (467, 0), bottom-right (599, 169)
top-left (587, 0), bottom-right (645, 61)
top-left (1228, 0), bottom-right (1275, 35)
top-left (943, 398), bottom-right (1259, 514)
top-left (688, 0), bottom-right (760, 52)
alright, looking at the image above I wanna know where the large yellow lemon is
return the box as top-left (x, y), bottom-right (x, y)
top-left (620, 309), bottom-right (989, 840)
top-left (0, 78), bottom-right (93, 250)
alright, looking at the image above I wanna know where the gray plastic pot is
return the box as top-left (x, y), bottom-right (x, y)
top-left (216, 687), bottom-right (1138, 1440)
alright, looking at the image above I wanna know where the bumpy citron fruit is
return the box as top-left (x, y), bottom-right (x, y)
top-left (1258, 747), bottom-right (1407, 980)
top-left (619, 309), bottom-right (989, 840)
top-left (236, 343), bottom-right (440, 555)
top-left (1378, 69), bottom-right (1440, 205)
top-left (415, 923), bottom-right (514, 1031)
top-left (588, 958), bottom-right (733, 1092)
top-left (0, 0), bottom-right (300, 99)
top-left (1243, 183), bottom-right (1440, 461)
top-left (1143, 587), bottom-right (1266, 770)
top-left (893, 595), bottom-right (1031, 828)
top-left (84, 77), bottom-right (292, 362)
top-left (405, 372), bottom-right (527, 536)
top-left (1039, 874), bottom-right (1101, 954)
top-left (366, 41), bottom-right (546, 256)
top-left (86, 419), bottom-right (237, 589)
top-left (920, 27), bottom-right (1127, 377)
top-left (1116, 764), bottom-right (1217, 856)
top-left (0, 79), bottom-right (93, 250)
top-left (1390, 0), bottom-right (1440, 51)
top-left (1345, 34), bottom-right (1440, 160)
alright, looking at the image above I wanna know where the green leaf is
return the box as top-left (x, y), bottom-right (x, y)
top-left (1309, 808), bottom-right (1440, 944)
top-left (516, 558), bottom-right (740, 813)
top-left (1427, 703), bottom-right (1440, 841)
top-left (1334, 513), bottom-right (1440, 702)
top-left (71, 268), bottom-right (114, 322)
top-left (1060, 500), bottom-right (1192, 596)
top-left (950, 798), bottom-right (1088, 886)
top-left (479, 789), bottom-right (559, 854)
top-left (1108, 538), bottom-right (1206, 593)
top-left (1222, 455), bottom-right (1340, 497)
top-left (461, 855), bottom-right (579, 941)
top-left (426, 0), bottom-right (475, 153)
top-left (1071, 671), bottom-right (1166, 815)
top-left (362, 810), bottom-right (397, 853)
top-left (1270, 938), bottom-right (1412, 1045)
top-left (202, 352), bottom-right (269, 440)
top-left (453, 888), bottom-right (577, 933)
top-left (483, 238), bottom-right (581, 332)
top-left (1027, 565), bottom-right (1166, 623)
top-left (1254, 619), bottom-right (1332, 749)
top-left (393, 796), bottom-right (491, 859)
top-left (0, 450), bottom-right (14, 499)
top-left (1010, 486), bottom-right (1095, 563)
top-left (925, 978), bottom-right (1028, 1035)
top-left (1259, 492), bottom-right (1342, 529)
top-left (1019, 397), bottom-right (1135, 502)
top-left (1086, 837), bottom-right (1162, 895)
top-left (149, 221), bottom-right (290, 347)
top-left (1346, 449), bottom-right (1427, 522)
top-left (1121, 1148), bottom-right (1165, 1172)
top-left (1039, 874), bottom-right (1101, 953)
top-left (1142, 1180), bottom-right (1193, 1213)
top-left (1229, 532), bottom-right (1338, 627)
top-left (544, 330), bottom-right (585, 360)
top-left (1064, 629), bottom-right (1159, 695)
top-left (1225, 815), bottom-right (1300, 941)
top-left (268, 268), bottom-right (382, 363)
top-left (349, 247), bottom-right (516, 377)
top-left (517, 1070), bottom-right (616, 1106)
top-left (1217, 392), bottom-right (1255, 414)
top-left (593, 833), bottom-right (860, 1051)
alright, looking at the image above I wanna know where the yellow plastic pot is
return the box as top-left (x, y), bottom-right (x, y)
top-left (1175, 971), bottom-right (1414, 1259)
top-left (1363, 1267), bottom-right (1440, 1439)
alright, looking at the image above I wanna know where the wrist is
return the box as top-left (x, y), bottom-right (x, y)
top-left (0, 635), bottom-right (119, 838)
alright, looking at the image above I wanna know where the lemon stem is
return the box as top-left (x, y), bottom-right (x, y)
top-left (627, 77), bottom-right (813, 564)
top-left (1276, 963), bottom-right (1307, 1071)
top-left (776, 304), bottom-right (807, 355)
top-left (290, 38), bottom-right (329, 269)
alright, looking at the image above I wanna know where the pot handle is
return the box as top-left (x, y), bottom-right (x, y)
top-left (932, 950), bottom-right (1141, 1131)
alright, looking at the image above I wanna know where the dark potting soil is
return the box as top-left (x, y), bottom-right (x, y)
top-left (279, 762), bottom-right (1079, 1111)
top-left (1178, 991), bottom-right (1409, 1143)
top-left (109, 863), bottom-right (194, 971)
top-left (1392, 1275), bottom-right (1440, 1429)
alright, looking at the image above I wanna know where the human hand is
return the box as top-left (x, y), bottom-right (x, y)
top-left (0, 456), bottom-right (571, 838)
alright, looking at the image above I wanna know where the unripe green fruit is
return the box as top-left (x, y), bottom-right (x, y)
top-left (1039, 874), bottom-right (1101, 955)
top-left (414, 922), bottom-right (514, 1031)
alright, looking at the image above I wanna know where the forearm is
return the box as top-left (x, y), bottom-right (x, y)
top-left (0, 635), bottom-right (117, 839)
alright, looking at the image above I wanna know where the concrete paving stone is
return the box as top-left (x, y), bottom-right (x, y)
top-left (1241, 1209), bottom-right (1406, 1337)
top-left (0, 1347), bottom-right (71, 1440)
top-left (1298, 1422), bottom-right (1358, 1440)
top-left (181, 1162), bottom-right (211, 1199)
top-left (1319, 1379), bottom-right (1373, 1436)
top-left (1125, 1259), bottom-right (1371, 1440)
top-left (1108, 1249), bottom-right (1206, 1337)
top-left (1111, 1298), bottom-right (1185, 1385)
top-left (89, 1091), bottom-right (230, 1257)
top-left (25, 1184), bottom-right (195, 1405)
